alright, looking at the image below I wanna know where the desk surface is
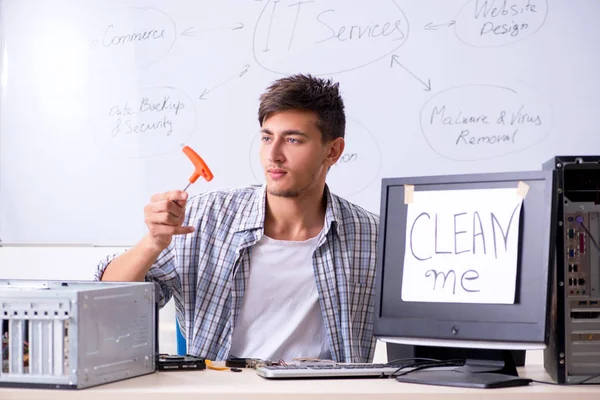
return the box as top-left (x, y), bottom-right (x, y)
top-left (1, 365), bottom-right (599, 399)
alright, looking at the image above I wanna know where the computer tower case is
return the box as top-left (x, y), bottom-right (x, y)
top-left (0, 280), bottom-right (156, 389)
top-left (543, 156), bottom-right (600, 384)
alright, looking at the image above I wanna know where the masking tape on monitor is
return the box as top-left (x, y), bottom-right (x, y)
top-left (404, 184), bottom-right (414, 204)
top-left (517, 181), bottom-right (530, 199)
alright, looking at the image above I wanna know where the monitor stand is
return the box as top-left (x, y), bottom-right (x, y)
top-left (386, 342), bottom-right (527, 367)
top-left (388, 344), bottom-right (532, 389)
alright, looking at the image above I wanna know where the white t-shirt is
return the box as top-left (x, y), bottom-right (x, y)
top-left (229, 233), bottom-right (331, 361)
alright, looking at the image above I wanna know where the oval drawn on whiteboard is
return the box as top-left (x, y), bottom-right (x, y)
top-left (93, 86), bottom-right (196, 159)
top-left (327, 119), bottom-right (383, 197)
top-left (253, 0), bottom-right (409, 75)
top-left (419, 84), bottom-right (553, 161)
top-left (248, 118), bottom-right (382, 197)
top-left (89, 7), bottom-right (177, 69)
top-left (454, 0), bottom-right (548, 47)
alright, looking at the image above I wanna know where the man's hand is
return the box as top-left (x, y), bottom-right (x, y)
top-left (144, 190), bottom-right (195, 251)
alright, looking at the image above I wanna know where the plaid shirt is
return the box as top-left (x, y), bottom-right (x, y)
top-left (95, 185), bottom-right (379, 362)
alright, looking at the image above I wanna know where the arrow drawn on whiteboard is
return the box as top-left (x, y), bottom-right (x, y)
top-left (181, 22), bottom-right (244, 36)
top-left (390, 55), bottom-right (431, 92)
top-left (181, 27), bottom-right (196, 36)
top-left (199, 65), bottom-right (250, 100)
top-left (424, 21), bottom-right (456, 30)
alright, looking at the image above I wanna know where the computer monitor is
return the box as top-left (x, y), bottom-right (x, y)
top-left (373, 170), bottom-right (556, 388)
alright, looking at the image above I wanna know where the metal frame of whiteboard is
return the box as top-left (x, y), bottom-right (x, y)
top-left (0, 280), bottom-right (156, 389)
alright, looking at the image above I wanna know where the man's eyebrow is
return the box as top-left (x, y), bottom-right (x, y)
top-left (260, 129), bottom-right (309, 138)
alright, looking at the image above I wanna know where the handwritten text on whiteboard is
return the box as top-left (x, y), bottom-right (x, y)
top-left (401, 188), bottom-right (523, 304)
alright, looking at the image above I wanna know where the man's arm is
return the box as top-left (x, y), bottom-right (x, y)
top-left (99, 190), bottom-right (194, 282)
top-left (99, 235), bottom-right (166, 281)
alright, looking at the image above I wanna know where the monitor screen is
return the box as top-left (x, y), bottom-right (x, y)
top-left (374, 170), bottom-right (555, 351)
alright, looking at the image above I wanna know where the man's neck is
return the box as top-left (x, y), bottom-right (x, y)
top-left (264, 187), bottom-right (327, 241)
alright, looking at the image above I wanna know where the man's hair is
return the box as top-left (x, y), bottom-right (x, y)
top-left (258, 74), bottom-right (346, 142)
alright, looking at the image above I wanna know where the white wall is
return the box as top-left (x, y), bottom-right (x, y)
top-left (0, 246), bottom-right (179, 351)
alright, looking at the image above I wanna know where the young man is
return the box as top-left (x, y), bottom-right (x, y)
top-left (96, 74), bottom-right (379, 363)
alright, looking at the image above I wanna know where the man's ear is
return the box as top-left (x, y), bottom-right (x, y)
top-left (324, 137), bottom-right (345, 167)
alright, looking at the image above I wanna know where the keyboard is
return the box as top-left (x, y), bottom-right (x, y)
top-left (256, 363), bottom-right (404, 379)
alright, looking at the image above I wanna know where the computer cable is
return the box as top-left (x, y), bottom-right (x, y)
top-left (530, 374), bottom-right (600, 386)
top-left (575, 216), bottom-right (600, 252)
top-left (390, 359), bottom-right (466, 378)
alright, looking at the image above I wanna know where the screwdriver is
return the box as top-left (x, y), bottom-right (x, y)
top-left (180, 144), bottom-right (214, 191)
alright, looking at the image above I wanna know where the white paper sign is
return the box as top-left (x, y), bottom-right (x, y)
top-left (401, 188), bottom-right (524, 304)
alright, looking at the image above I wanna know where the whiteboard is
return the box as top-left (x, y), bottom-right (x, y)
top-left (1, 0), bottom-right (599, 245)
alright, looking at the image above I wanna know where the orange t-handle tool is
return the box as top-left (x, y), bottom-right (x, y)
top-left (181, 145), bottom-right (214, 191)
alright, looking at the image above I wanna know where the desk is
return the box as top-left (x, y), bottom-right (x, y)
top-left (0, 365), bottom-right (598, 399)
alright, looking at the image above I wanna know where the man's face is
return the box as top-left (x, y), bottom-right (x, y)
top-left (260, 109), bottom-right (342, 198)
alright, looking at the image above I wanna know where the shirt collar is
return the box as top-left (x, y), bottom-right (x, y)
top-left (234, 185), bottom-right (266, 233)
top-left (235, 184), bottom-right (342, 236)
top-left (322, 184), bottom-right (341, 237)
